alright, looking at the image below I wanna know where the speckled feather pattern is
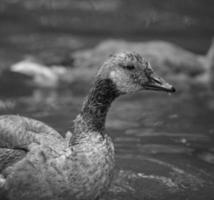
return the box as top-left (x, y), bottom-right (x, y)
top-left (75, 78), bottom-right (119, 135)
top-left (3, 131), bottom-right (114, 200)
top-left (0, 52), bottom-right (169, 200)
top-left (0, 79), bottom-right (117, 200)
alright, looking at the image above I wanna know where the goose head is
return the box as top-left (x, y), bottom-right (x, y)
top-left (96, 52), bottom-right (175, 94)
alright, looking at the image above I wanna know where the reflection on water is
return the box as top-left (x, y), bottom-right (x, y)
top-left (0, 83), bottom-right (213, 199)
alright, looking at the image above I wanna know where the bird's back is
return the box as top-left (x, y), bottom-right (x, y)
top-left (0, 115), bottom-right (64, 174)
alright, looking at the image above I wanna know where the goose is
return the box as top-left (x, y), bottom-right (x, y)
top-left (0, 52), bottom-right (175, 200)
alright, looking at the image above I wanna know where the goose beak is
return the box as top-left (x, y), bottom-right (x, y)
top-left (144, 73), bottom-right (176, 93)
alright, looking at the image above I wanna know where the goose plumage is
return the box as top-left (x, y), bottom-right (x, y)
top-left (0, 52), bottom-right (175, 200)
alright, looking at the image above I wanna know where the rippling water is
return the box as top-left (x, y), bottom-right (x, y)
top-left (0, 83), bottom-right (213, 200)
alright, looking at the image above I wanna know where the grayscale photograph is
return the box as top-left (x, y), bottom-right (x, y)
top-left (0, 0), bottom-right (213, 200)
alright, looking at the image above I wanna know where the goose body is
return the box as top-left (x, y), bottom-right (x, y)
top-left (0, 115), bottom-right (114, 200)
top-left (0, 52), bottom-right (175, 200)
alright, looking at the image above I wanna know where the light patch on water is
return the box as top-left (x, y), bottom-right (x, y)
top-left (136, 172), bottom-right (178, 189)
top-left (198, 151), bottom-right (214, 165)
top-left (125, 130), bottom-right (209, 139)
top-left (0, 175), bottom-right (5, 188)
top-left (138, 144), bottom-right (194, 154)
top-left (144, 157), bottom-right (187, 174)
top-left (117, 154), bottom-right (207, 192)
top-left (143, 157), bottom-right (206, 189)
top-left (110, 169), bottom-right (178, 196)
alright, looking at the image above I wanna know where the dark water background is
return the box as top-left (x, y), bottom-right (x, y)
top-left (0, 0), bottom-right (214, 199)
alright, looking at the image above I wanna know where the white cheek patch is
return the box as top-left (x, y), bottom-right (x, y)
top-left (109, 70), bottom-right (129, 92)
top-left (0, 174), bottom-right (5, 188)
top-left (109, 69), bottom-right (140, 93)
top-left (110, 70), bottom-right (116, 78)
top-left (110, 70), bottom-right (121, 83)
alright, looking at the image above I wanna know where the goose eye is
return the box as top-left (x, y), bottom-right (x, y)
top-left (124, 65), bottom-right (135, 70)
